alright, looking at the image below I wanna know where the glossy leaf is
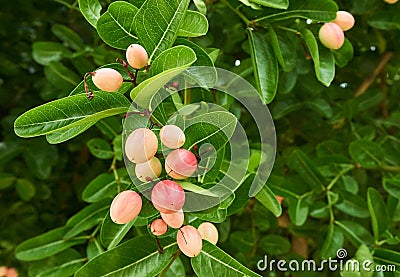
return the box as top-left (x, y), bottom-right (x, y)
top-left (383, 176), bottom-right (400, 199)
top-left (133, 0), bottom-right (190, 62)
top-left (321, 224), bottom-right (344, 259)
top-left (78, 0), bottom-right (102, 28)
top-left (373, 249), bottom-right (400, 272)
top-left (266, 27), bottom-right (297, 72)
top-left (14, 92), bottom-right (130, 138)
top-left (46, 122), bottom-right (97, 144)
top-left (247, 29), bottom-right (278, 104)
top-left (177, 10), bottom-right (208, 37)
top-left (367, 187), bottom-right (389, 241)
top-left (100, 212), bottom-right (136, 249)
top-left (96, 1), bottom-right (139, 50)
top-left (349, 139), bottom-right (385, 168)
top-left (335, 190), bottom-right (370, 218)
top-left (82, 173), bottom-right (131, 203)
top-left (32, 42), bottom-right (72, 66)
top-left (333, 39), bottom-right (354, 68)
top-left (15, 227), bottom-right (86, 261)
top-left (248, 0), bottom-right (288, 9)
top-left (192, 241), bottom-right (262, 277)
top-left (255, 184), bottom-right (282, 217)
top-left (335, 221), bottom-right (373, 248)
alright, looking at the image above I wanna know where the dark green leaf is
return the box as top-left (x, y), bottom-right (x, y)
top-left (32, 42), bottom-right (72, 66)
top-left (373, 249), bottom-right (400, 272)
top-left (87, 138), bottom-right (114, 159)
top-left (100, 212), bottom-right (136, 249)
top-left (248, 0), bottom-right (288, 9)
top-left (335, 221), bottom-right (373, 248)
top-left (333, 39), bottom-right (354, 68)
top-left (15, 179), bottom-right (36, 201)
top-left (266, 28), bottom-right (297, 72)
top-left (368, 11), bottom-right (400, 30)
top-left (383, 176), bottom-right (400, 199)
top-left (349, 139), bottom-right (385, 168)
top-left (335, 190), bottom-right (370, 218)
top-left (51, 24), bottom-right (84, 51)
top-left (321, 224), bottom-right (344, 259)
top-left (260, 235), bottom-right (291, 255)
top-left (367, 187), bottom-right (389, 241)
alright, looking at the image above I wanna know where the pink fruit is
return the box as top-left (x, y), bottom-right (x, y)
top-left (0, 267), bottom-right (7, 277)
top-left (126, 44), bottom-right (148, 69)
top-left (6, 268), bottom-right (18, 277)
top-left (135, 157), bottom-right (162, 182)
top-left (318, 23), bottom-right (345, 50)
top-left (384, 0), bottom-right (398, 3)
top-left (177, 225), bottom-right (202, 257)
top-left (197, 222), bottom-right (219, 245)
top-left (165, 149), bottom-right (198, 179)
top-left (110, 190), bottom-right (142, 224)
top-left (150, 219), bottom-right (168, 236)
top-left (160, 125), bottom-right (186, 149)
top-left (91, 68), bottom-right (123, 92)
top-left (125, 128), bottom-right (158, 164)
top-left (332, 11), bottom-right (355, 31)
top-left (160, 209), bottom-right (184, 228)
top-left (151, 180), bottom-right (185, 214)
top-left (276, 195), bottom-right (284, 204)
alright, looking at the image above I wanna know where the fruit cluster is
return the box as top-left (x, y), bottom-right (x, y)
top-left (109, 121), bottom-right (217, 257)
top-left (318, 11), bottom-right (355, 50)
top-left (0, 266), bottom-right (17, 277)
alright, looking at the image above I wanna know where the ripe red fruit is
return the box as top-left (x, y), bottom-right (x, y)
top-left (160, 209), bottom-right (184, 228)
top-left (197, 222), bottom-right (219, 245)
top-left (177, 225), bottom-right (202, 257)
top-left (318, 23), bottom-right (345, 50)
top-left (332, 11), bottom-right (355, 31)
top-left (91, 68), bottom-right (123, 92)
top-left (110, 190), bottom-right (142, 224)
top-left (135, 157), bottom-right (162, 182)
top-left (165, 149), bottom-right (198, 179)
top-left (151, 180), bottom-right (185, 214)
top-left (126, 44), bottom-right (148, 69)
top-left (160, 125), bottom-right (186, 149)
top-left (125, 128), bottom-right (158, 164)
top-left (150, 219), bottom-right (168, 236)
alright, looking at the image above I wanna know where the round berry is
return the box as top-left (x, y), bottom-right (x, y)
top-left (160, 125), bottom-right (186, 149)
top-left (197, 222), bottom-right (219, 245)
top-left (151, 180), bottom-right (185, 214)
top-left (165, 149), bottom-right (198, 180)
top-left (177, 225), bottom-right (202, 257)
top-left (6, 268), bottom-right (18, 277)
top-left (160, 209), bottom-right (184, 229)
top-left (0, 267), bottom-right (7, 277)
top-left (91, 68), bottom-right (123, 92)
top-left (384, 0), bottom-right (398, 3)
top-left (126, 44), bottom-right (148, 69)
top-left (110, 190), bottom-right (142, 224)
top-left (125, 128), bottom-right (158, 164)
top-left (318, 23), bottom-right (345, 50)
top-left (135, 157), bottom-right (162, 182)
top-left (332, 11), bottom-right (355, 31)
top-left (150, 219), bottom-right (168, 236)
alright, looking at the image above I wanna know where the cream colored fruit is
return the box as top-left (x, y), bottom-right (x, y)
top-left (151, 180), bottom-right (185, 214)
top-left (319, 23), bottom-right (345, 50)
top-left (161, 209), bottom-right (184, 228)
top-left (198, 222), bottom-right (219, 245)
top-left (150, 219), bottom-right (168, 236)
top-left (332, 11), bottom-right (355, 31)
top-left (383, 0), bottom-right (398, 4)
top-left (160, 125), bottom-right (186, 149)
top-left (125, 128), bottom-right (158, 164)
top-left (177, 225), bottom-right (202, 257)
top-left (91, 68), bottom-right (123, 92)
top-left (165, 149), bottom-right (198, 180)
top-left (126, 44), bottom-right (148, 69)
top-left (110, 190), bottom-right (142, 224)
top-left (135, 157), bottom-right (162, 182)
top-left (0, 267), bottom-right (7, 277)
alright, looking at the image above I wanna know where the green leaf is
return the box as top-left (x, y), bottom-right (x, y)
top-left (78, 0), bottom-right (102, 28)
top-left (248, 0), bottom-right (288, 9)
top-left (349, 139), bottom-right (385, 168)
top-left (87, 238), bottom-right (104, 260)
top-left (14, 92), bottom-right (130, 138)
top-left (45, 62), bottom-right (81, 90)
top-left (15, 227), bottom-right (86, 261)
top-left (247, 29), bottom-right (279, 104)
top-left (0, 173), bottom-right (15, 190)
top-left (177, 10), bottom-right (208, 37)
top-left (335, 221), bottom-right (373, 248)
top-left (367, 187), bottom-right (389, 241)
top-left (32, 42), bottom-right (72, 66)
top-left (82, 173), bottom-right (131, 203)
top-left (46, 121), bottom-right (97, 144)
top-left (193, 0), bottom-right (207, 14)
top-left (191, 241), bottom-right (262, 277)
top-left (368, 11), bottom-right (400, 30)
top-left (260, 235), bottom-right (291, 255)
top-left (15, 179), bottom-right (36, 201)
top-left (165, 257), bottom-right (185, 277)
top-left (287, 196), bottom-right (309, 226)
top-left (28, 249), bottom-right (85, 277)
top-left (335, 190), bottom-right (370, 218)
top-left (133, 0), bottom-right (190, 62)
top-left (255, 184), bottom-right (282, 217)
top-left (51, 24), bottom-right (84, 51)
top-left (64, 200), bottom-right (110, 239)
top-left (333, 39), bottom-right (354, 68)
top-left (301, 29), bottom-right (335, 86)
top-left (96, 1), bottom-right (139, 50)
top-left (321, 224), bottom-right (344, 259)
top-left (266, 27), bottom-right (297, 72)
top-left (373, 249), bottom-right (400, 273)
top-left (383, 177), bottom-right (400, 199)
top-left (256, 0), bottom-right (338, 23)
top-left (87, 138), bottom-right (114, 159)
top-left (148, 45), bottom-right (197, 77)
top-left (74, 236), bottom-right (179, 277)
top-left (100, 212), bottom-right (136, 249)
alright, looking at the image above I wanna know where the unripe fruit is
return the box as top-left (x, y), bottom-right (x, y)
top-left (110, 190), bottom-right (142, 224)
top-left (151, 180), bottom-right (185, 214)
top-left (177, 225), bottom-right (203, 257)
top-left (0, 267), bottom-right (7, 277)
top-left (160, 125), bottom-right (186, 149)
top-left (135, 157), bottom-right (162, 182)
top-left (126, 44), bottom-right (148, 69)
top-left (160, 209), bottom-right (184, 228)
top-left (332, 11), bottom-right (355, 31)
top-left (165, 149), bottom-right (198, 179)
top-left (125, 128), bottom-right (158, 164)
top-left (91, 68), bottom-right (123, 92)
top-left (150, 219), bottom-right (168, 236)
top-left (319, 23), bottom-right (345, 50)
top-left (384, 0), bottom-right (398, 3)
top-left (198, 222), bottom-right (219, 245)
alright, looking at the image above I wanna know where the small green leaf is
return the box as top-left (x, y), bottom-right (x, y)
top-left (78, 0), bottom-right (102, 28)
top-left (51, 24), bottom-right (84, 51)
top-left (177, 10), bottom-right (208, 37)
top-left (373, 249), bottom-right (400, 272)
top-left (335, 221), bottom-right (373, 248)
top-left (368, 11), bottom-right (400, 30)
top-left (15, 179), bottom-right (36, 201)
top-left (321, 224), bottom-right (344, 259)
top-left (383, 176), bottom-right (400, 199)
top-left (248, 0), bottom-right (288, 9)
top-left (87, 138), bottom-right (114, 159)
top-left (367, 187), bottom-right (389, 241)
top-left (266, 27), bottom-right (297, 72)
top-left (287, 196), bottom-right (309, 226)
top-left (349, 139), bottom-right (385, 168)
top-left (260, 235), bottom-right (291, 255)
top-left (32, 42), bottom-right (72, 66)
top-left (333, 39), bottom-right (354, 68)
top-left (335, 190), bottom-right (370, 218)
top-left (255, 184), bottom-right (282, 217)
top-left (0, 173), bottom-right (15, 190)
top-left (193, 0), bottom-right (206, 14)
